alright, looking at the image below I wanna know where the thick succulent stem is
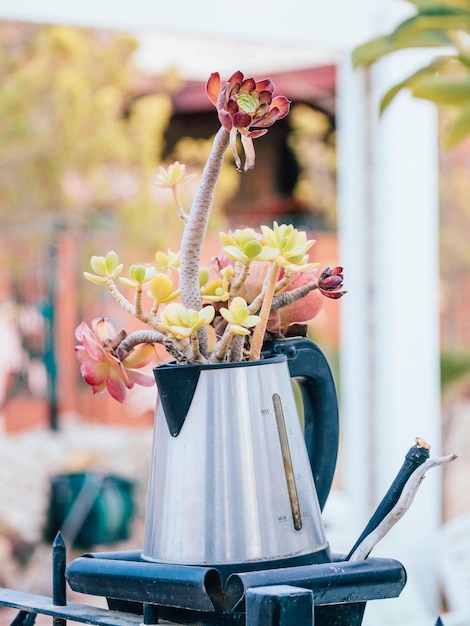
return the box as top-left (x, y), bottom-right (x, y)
top-left (116, 330), bottom-right (192, 363)
top-left (274, 274), bottom-right (292, 294)
top-left (134, 285), bottom-right (144, 317)
top-left (248, 290), bottom-right (265, 315)
top-left (271, 280), bottom-right (319, 310)
top-left (190, 333), bottom-right (207, 364)
top-left (180, 127), bottom-right (229, 310)
top-left (179, 127), bottom-right (230, 355)
top-left (107, 279), bottom-right (135, 316)
top-left (230, 262), bottom-right (250, 296)
top-left (213, 327), bottom-right (235, 362)
top-left (228, 334), bottom-right (245, 362)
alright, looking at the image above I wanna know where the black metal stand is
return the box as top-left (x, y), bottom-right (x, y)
top-left (0, 533), bottom-right (413, 626)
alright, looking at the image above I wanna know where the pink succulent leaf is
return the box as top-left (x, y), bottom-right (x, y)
top-left (92, 317), bottom-right (116, 342)
top-left (227, 70), bottom-right (244, 88)
top-left (206, 72), bottom-right (221, 106)
top-left (321, 290), bottom-right (344, 300)
top-left (105, 370), bottom-right (128, 403)
top-left (240, 135), bottom-right (256, 171)
top-left (241, 77), bottom-right (256, 91)
top-left (80, 333), bottom-right (106, 361)
top-left (229, 127), bottom-right (242, 171)
top-left (226, 98), bottom-right (239, 116)
top-left (122, 343), bottom-right (155, 369)
top-left (258, 90), bottom-right (274, 105)
top-left (271, 96), bottom-right (291, 118)
top-left (109, 355), bottom-right (132, 383)
top-left (242, 260), bottom-right (280, 302)
top-left (255, 78), bottom-right (274, 92)
top-left (253, 107), bottom-right (283, 129)
top-left (280, 287), bottom-right (323, 325)
top-left (92, 383), bottom-right (106, 395)
top-left (75, 320), bottom-right (91, 343)
top-left (75, 318), bottom-right (156, 402)
top-left (320, 275), bottom-right (343, 288)
top-left (218, 110), bottom-right (233, 131)
top-left (126, 369), bottom-right (156, 387)
top-left (245, 129), bottom-right (268, 139)
top-left (75, 345), bottom-right (93, 366)
top-left (233, 111), bottom-right (252, 128)
top-left (254, 102), bottom-right (270, 119)
top-left (217, 88), bottom-right (228, 111)
top-left (80, 360), bottom-right (108, 387)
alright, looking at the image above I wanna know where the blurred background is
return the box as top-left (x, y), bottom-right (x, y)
top-left (0, 1), bottom-right (469, 624)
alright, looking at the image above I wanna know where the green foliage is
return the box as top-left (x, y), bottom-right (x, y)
top-left (0, 22), bottom-right (173, 251)
top-left (287, 105), bottom-right (337, 228)
top-left (353, 0), bottom-right (470, 146)
top-left (441, 349), bottom-right (470, 392)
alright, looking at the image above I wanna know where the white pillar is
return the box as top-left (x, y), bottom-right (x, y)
top-left (337, 49), bottom-right (441, 612)
top-left (336, 57), bottom-right (374, 530)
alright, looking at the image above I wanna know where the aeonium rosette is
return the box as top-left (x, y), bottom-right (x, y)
top-left (75, 318), bottom-right (155, 403)
top-left (206, 70), bottom-right (290, 172)
top-left (75, 70), bottom-right (345, 402)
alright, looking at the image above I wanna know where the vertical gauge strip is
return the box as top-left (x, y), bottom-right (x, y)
top-left (272, 393), bottom-right (302, 531)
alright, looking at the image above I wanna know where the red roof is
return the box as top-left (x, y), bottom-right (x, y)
top-left (141, 66), bottom-right (336, 115)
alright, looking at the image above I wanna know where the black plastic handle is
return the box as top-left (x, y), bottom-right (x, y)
top-left (263, 337), bottom-right (339, 510)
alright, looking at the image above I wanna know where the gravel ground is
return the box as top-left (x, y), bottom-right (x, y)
top-left (0, 416), bottom-right (153, 599)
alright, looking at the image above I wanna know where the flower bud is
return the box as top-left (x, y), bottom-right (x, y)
top-left (318, 267), bottom-right (346, 299)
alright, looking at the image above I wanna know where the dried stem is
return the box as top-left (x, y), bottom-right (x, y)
top-left (172, 185), bottom-right (189, 224)
top-left (249, 263), bottom-right (280, 360)
top-left (107, 279), bottom-right (135, 316)
top-left (348, 453), bottom-right (458, 561)
top-left (346, 438), bottom-right (431, 560)
top-left (271, 280), bottom-right (319, 311)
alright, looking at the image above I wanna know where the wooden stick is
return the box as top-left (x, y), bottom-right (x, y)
top-left (249, 263), bottom-right (280, 360)
top-left (348, 452), bottom-right (457, 561)
top-left (346, 438), bottom-right (430, 559)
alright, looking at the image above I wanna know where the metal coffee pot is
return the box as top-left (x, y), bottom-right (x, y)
top-left (142, 336), bottom-right (339, 574)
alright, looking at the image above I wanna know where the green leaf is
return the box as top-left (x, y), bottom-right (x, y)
top-left (457, 48), bottom-right (470, 68)
top-left (378, 57), bottom-right (452, 112)
top-left (414, 3), bottom-right (470, 15)
top-left (352, 30), bottom-right (453, 67)
top-left (410, 76), bottom-right (470, 105)
top-left (393, 14), bottom-right (470, 38)
top-left (380, 83), bottom-right (410, 113)
top-left (444, 104), bottom-right (470, 146)
top-left (410, 0), bottom-right (470, 11)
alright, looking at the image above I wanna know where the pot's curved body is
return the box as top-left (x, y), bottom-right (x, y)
top-left (142, 337), bottom-right (338, 569)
